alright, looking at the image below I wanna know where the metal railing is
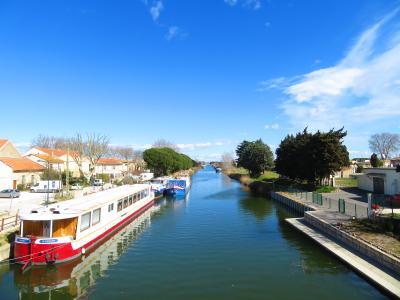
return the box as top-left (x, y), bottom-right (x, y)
top-left (288, 191), bottom-right (369, 219)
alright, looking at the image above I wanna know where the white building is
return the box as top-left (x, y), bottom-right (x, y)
top-left (95, 158), bottom-right (127, 180)
top-left (358, 167), bottom-right (400, 195)
top-left (0, 157), bottom-right (44, 190)
top-left (25, 147), bottom-right (90, 178)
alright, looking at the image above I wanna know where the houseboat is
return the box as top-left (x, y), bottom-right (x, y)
top-left (13, 205), bottom-right (158, 298)
top-left (165, 176), bottom-right (191, 197)
top-left (147, 177), bottom-right (169, 197)
top-left (14, 184), bottom-right (154, 267)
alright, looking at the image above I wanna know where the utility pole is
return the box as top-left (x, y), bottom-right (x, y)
top-left (46, 158), bottom-right (50, 205)
top-left (66, 145), bottom-right (70, 193)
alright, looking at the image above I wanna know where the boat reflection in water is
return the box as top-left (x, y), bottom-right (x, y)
top-left (12, 205), bottom-right (160, 300)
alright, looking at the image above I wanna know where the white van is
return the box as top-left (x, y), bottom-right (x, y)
top-left (139, 172), bottom-right (154, 182)
top-left (93, 179), bottom-right (104, 186)
top-left (30, 180), bottom-right (63, 193)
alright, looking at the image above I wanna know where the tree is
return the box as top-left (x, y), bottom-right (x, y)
top-left (85, 133), bottom-right (110, 179)
top-left (68, 134), bottom-right (87, 178)
top-left (111, 146), bottom-right (135, 161)
top-left (370, 153), bottom-right (383, 168)
top-left (143, 147), bottom-right (194, 176)
top-left (152, 139), bottom-right (179, 152)
top-left (31, 135), bottom-right (68, 149)
top-left (221, 152), bottom-right (234, 171)
top-left (369, 133), bottom-right (400, 160)
top-left (236, 139), bottom-right (274, 178)
top-left (275, 128), bottom-right (349, 185)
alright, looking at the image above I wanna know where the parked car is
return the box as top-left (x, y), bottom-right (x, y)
top-left (93, 179), bottom-right (104, 186)
top-left (30, 180), bottom-right (63, 193)
top-left (0, 189), bottom-right (20, 198)
top-left (70, 183), bottom-right (83, 190)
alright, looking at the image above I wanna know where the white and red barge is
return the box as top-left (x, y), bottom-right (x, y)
top-left (14, 184), bottom-right (154, 266)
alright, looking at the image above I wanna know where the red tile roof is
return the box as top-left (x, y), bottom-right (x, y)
top-left (0, 157), bottom-right (45, 172)
top-left (98, 158), bottom-right (123, 165)
top-left (34, 147), bottom-right (79, 158)
top-left (32, 154), bottom-right (64, 164)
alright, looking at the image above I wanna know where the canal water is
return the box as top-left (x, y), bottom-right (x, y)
top-left (0, 166), bottom-right (389, 299)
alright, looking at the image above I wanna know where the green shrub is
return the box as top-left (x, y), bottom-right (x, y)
top-left (315, 185), bottom-right (336, 193)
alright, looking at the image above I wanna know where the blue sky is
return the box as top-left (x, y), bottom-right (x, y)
top-left (0, 0), bottom-right (399, 161)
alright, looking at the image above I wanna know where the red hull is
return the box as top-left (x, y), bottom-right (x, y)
top-left (14, 199), bottom-right (154, 265)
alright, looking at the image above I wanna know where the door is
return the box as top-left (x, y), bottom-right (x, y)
top-left (373, 177), bottom-right (385, 194)
top-left (13, 180), bottom-right (17, 189)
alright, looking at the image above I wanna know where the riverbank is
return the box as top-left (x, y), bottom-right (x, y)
top-left (226, 169), bottom-right (400, 298)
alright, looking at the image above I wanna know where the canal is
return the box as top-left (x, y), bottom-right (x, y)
top-left (0, 166), bottom-right (389, 299)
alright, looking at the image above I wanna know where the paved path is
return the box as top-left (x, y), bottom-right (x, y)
top-left (286, 217), bottom-right (400, 298)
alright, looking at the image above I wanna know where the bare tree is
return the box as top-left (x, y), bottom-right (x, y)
top-left (152, 138), bottom-right (179, 151)
top-left (110, 146), bottom-right (135, 161)
top-left (369, 133), bottom-right (400, 160)
top-left (221, 152), bottom-right (234, 171)
top-left (85, 133), bottom-right (110, 179)
top-left (31, 134), bottom-right (70, 150)
top-left (68, 134), bottom-right (86, 178)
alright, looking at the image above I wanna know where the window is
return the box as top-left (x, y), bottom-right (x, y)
top-left (108, 203), bottom-right (114, 212)
top-left (123, 197), bottom-right (129, 208)
top-left (92, 208), bottom-right (101, 225)
top-left (134, 193), bottom-right (138, 202)
top-left (129, 195), bottom-right (133, 206)
top-left (80, 212), bottom-right (91, 231)
top-left (117, 200), bottom-right (123, 212)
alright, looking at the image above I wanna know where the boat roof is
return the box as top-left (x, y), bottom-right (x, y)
top-left (20, 184), bottom-right (150, 221)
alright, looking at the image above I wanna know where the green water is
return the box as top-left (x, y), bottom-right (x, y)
top-left (0, 166), bottom-right (389, 299)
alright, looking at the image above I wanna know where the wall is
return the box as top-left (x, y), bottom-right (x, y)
top-left (358, 168), bottom-right (400, 195)
top-left (13, 172), bottom-right (41, 186)
top-left (0, 162), bottom-right (12, 190)
top-left (0, 142), bottom-right (22, 159)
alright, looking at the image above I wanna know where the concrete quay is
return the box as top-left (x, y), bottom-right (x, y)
top-left (286, 218), bottom-right (400, 298)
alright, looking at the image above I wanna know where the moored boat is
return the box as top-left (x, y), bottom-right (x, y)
top-left (14, 184), bottom-right (154, 266)
top-left (147, 177), bottom-right (170, 197)
top-left (165, 176), bottom-right (191, 197)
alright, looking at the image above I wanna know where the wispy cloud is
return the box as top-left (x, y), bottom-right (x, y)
top-left (177, 140), bottom-right (231, 151)
top-left (165, 26), bottom-right (186, 41)
top-left (265, 123), bottom-right (279, 129)
top-left (260, 7), bottom-right (400, 132)
top-left (224, 0), bottom-right (262, 10)
top-left (150, 1), bottom-right (163, 21)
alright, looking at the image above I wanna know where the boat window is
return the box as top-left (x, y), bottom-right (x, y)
top-left (129, 195), bottom-right (133, 206)
top-left (117, 200), bottom-right (123, 212)
top-left (108, 203), bottom-right (114, 212)
top-left (134, 193), bottom-right (138, 202)
top-left (53, 218), bottom-right (78, 238)
top-left (123, 197), bottom-right (129, 208)
top-left (92, 208), bottom-right (101, 225)
top-left (80, 212), bottom-right (91, 232)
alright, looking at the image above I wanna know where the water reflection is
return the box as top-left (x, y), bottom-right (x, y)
top-left (275, 204), bottom-right (348, 275)
top-left (239, 196), bottom-right (273, 221)
top-left (10, 205), bottom-right (160, 300)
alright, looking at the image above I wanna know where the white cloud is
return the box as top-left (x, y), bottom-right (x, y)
top-left (166, 26), bottom-right (180, 41)
top-left (261, 7), bottom-right (400, 132)
top-left (177, 141), bottom-right (231, 151)
top-left (224, 0), bottom-right (238, 6)
top-left (224, 0), bottom-right (261, 10)
top-left (265, 123), bottom-right (279, 129)
top-left (150, 1), bottom-right (163, 21)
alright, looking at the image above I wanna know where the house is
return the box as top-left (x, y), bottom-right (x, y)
top-left (358, 167), bottom-right (400, 195)
top-left (94, 158), bottom-right (127, 180)
top-left (334, 164), bottom-right (357, 178)
top-left (0, 139), bottom-right (22, 158)
top-left (390, 157), bottom-right (400, 167)
top-left (24, 146), bottom-right (90, 177)
top-left (0, 157), bottom-right (45, 190)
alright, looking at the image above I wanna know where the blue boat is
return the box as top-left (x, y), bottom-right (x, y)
top-left (165, 177), bottom-right (191, 197)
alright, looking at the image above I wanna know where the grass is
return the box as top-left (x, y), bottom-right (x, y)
top-left (315, 185), bottom-right (336, 193)
top-left (335, 178), bottom-right (358, 187)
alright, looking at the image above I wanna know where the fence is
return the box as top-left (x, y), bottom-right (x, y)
top-left (0, 214), bottom-right (19, 233)
top-left (288, 191), bottom-right (369, 219)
